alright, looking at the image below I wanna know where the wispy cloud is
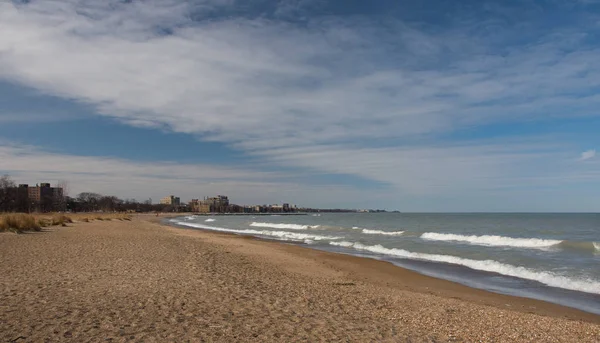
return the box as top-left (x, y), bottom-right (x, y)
top-left (2, 1), bottom-right (599, 146)
top-left (0, 144), bottom-right (377, 206)
top-left (580, 149), bottom-right (596, 161)
top-left (1, 140), bottom-right (598, 211)
top-left (1, 0), bottom-right (599, 209)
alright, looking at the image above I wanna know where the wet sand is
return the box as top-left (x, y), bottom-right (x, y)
top-left (1, 215), bottom-right (599, 342)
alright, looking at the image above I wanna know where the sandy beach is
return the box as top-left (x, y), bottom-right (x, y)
top-left (1, 215), bottom-right (599, 342)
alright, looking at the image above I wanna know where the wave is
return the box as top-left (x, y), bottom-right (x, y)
top-left (176, 222), bottom-right (340, 243)
top-left (420, 232), bottom-right (561, 249)
top-left (558, 241), bottom-right (600, 254)
top-left (329, 241), bottom-right (600, 295)
top-left (205, 218), bottom-right (216, 222)
top-left (249, 222), bottom-right (319, 230)
top-left (362, 229), bottom-right (405, 236)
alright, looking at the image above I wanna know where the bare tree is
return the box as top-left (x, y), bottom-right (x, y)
top-left (77, 192), bottom-right (102, 212)
top-left (54, 180), bottom-right (69, 212)
top-left (0, 175), bottom-right (16, 212)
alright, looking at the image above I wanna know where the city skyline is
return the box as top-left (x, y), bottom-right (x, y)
top-left (1, 0), bottom-right (600, 212)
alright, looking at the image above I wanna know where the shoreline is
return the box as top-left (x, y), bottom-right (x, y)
top-left (160, 216), bottom-right (600, 323)
top-left (2, 214), bottom-right (599, 342)
top-left (183, 212), bottom-right (308, 216)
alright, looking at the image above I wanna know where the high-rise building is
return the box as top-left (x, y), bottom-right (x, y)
top-left (204, 195), bottom-right (229, 212)
top-left (13, 183), bottom-right (65, 212)
top-left (189, 199), bottom-right (210, 213)
top-left (160, 195), bottom-right (181, 206)
top-left (25, 183), bottom-right (63, 202)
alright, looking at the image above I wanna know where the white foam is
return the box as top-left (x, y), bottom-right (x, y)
top-left (184, 215), bottom-right (198, 220)
top-left (177, 221), bottom-right (339, 242)
top-left (421, 232), bottom-right (562, 249)
top-left (594, 242), bottom-right (600, 253)
top-left (205, 218), bottom-right (216, 222)
top-left (250, 222), bottom-right (319, 230)
top-left (329, 241), bottom-right (600, 295)
top-left (331, 241), bottom-right (354, 248)
top-left (362, 229), bottom-right (405, 236)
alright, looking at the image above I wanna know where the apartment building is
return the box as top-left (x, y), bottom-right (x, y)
top-left (189, 199), bottom-right (211, 213)
top-left (12, 183), bottom-right (65, 212)
top-left (160, 195), bottom-right (181, 206)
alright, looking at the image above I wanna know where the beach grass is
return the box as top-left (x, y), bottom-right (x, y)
top-left (0, 212), bottom-right (133, 233)
top-left (0, 214), bottom-right (41, 233)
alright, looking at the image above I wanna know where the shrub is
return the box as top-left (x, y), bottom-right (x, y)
top-left (37, 218), bottom-right (51, 227)
top-left (51, 214), bottom-right (72, 226)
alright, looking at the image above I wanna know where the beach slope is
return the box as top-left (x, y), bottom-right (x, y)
top-left (1, 216), bottom-right (599, 342)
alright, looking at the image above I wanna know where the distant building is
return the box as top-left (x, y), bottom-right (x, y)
top-left (160, 195), bottom-right (181, 206)
top-left (204, 195), bottom-right (229, 212)
top-left (16, 183), bottom-right (64, 212)
top-left (25, 183), bottom-right (63, 203)
top-left (189, 199), bottom-right (210, 213)
top-left (270, 204), bottom-right (283, 212)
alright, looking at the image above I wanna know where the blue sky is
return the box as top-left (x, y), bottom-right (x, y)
top-left (0, 0), bottom-right (599, 211)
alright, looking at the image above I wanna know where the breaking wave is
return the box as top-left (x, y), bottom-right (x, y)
top-left (205, 218), bottom-right (216, 222)
top-left (329, 241), bottom-right (600, 295)
top-left (557, 241), bottom-right (600, 254)
top-left (420, 232), bottom-right (561, 249)
top-left (176, 222), bottom-right (340, 243)
top-left (362, 229), bottom-right (405, 236)
top-left (250, 222), bottom-right (319, 230)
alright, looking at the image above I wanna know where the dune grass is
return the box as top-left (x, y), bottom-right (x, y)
top-left (0, 214), bottom-right (41, 233)
top-left (1, 212), bottom-right (133, 233)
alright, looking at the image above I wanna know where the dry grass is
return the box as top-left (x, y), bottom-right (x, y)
top-left (63, 213), bottom-right (132, 222)
top-left (0, 214), bottom-right (41, 233)
top-left (1, 212), bottom-right (133, 233)
top-left (51, 214), bottom-right (73, 226)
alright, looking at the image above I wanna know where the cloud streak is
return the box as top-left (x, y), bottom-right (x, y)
top-left (1, 0), bottom-right (600, 209)
top-left (581, 149), bottom-right (596, 161)
top-left (0, 144), bottom-right (379, 207)
top-left (2, 1), bottom-right (599, 146)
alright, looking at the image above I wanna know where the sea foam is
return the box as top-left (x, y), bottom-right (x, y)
top-left (420, 232), bottom-right (561, 249)
top-left (329, 241), bottom-right (600, 295)
top-left (205, 218), bottom-right (216, 222)
top-left (177, 221), bottom-right (339, 242)
top-left (250, 222), bottom-right (319, 230)
top-left (362, 229), bottom-right (405, 236)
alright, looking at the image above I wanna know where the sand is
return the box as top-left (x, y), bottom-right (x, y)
top-left (1, 215), bottom-right (599, 342)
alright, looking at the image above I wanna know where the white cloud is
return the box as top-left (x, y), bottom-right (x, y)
top-left (580, 149), bottom-right (596, 161)
top-left (2, 1), bottom-right (599, 149)
top-left (0, 144), bottom-right (379, 207)
top-left (1, 141), bottom-right (599, 211)
top-left (0, 0), bottom-right (600, 209)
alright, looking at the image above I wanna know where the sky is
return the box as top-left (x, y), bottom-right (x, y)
top-left (0, 0), bottom-right (599, 211)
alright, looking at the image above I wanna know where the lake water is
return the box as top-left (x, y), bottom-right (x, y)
top-left (169, 212), bottom-right (600, 315)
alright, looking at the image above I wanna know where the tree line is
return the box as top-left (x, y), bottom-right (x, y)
top-left (67, 192), bottom-right (170, 213)
top-left (0, 175), bottom-right (180, 213)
